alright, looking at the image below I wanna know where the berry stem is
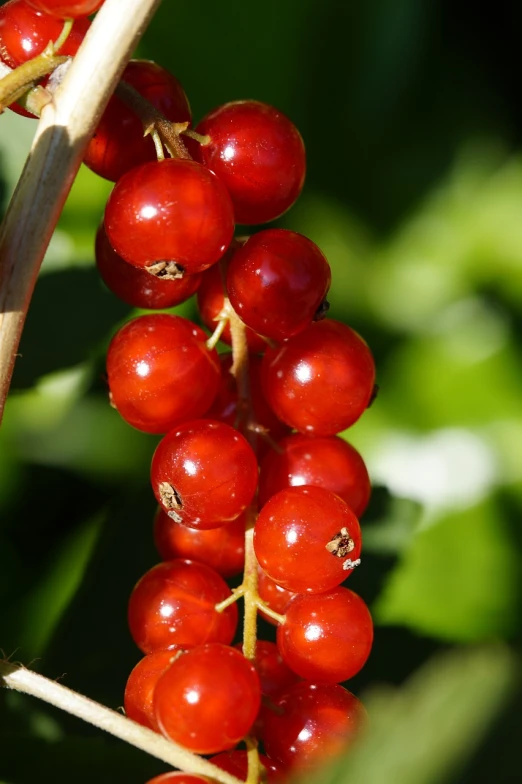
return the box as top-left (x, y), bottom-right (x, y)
top-left (0, 660), bottom-right (242, 784)
top-left (0, 53), bottom-right (68, 111)
top-left (0, 61), bottom-right (52, 115)
top-left (0, 0), bottom-right (164, 425)
top-left (214, 585), bottom-right (245, 613)
top-left (254, 599), bottom-right (286, 626)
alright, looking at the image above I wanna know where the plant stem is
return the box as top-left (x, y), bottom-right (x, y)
top-left (0, 53), bottom-right (68, 111)
top-left (0, 660), bottom-right (242, 784)
top-left (0, 0), bottom-right (163, 425)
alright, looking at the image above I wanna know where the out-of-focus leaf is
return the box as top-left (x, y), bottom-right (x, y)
top-left (305, 646), bottom-right (516, 784)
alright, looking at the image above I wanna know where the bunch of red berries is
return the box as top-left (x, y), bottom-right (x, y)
top-left (1, 2), bottom-right (376, 782)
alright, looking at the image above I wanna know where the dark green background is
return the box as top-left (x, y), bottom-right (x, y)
top-left (1, 0), bottom-right (521, 782)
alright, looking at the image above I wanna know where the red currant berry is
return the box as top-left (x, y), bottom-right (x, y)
top-left (26, 0), bottom-right (103, 17)
top-left (277, 588), bottom-right (373, 683)
top-left (104, 159), bottom-right (234, 279)
top-left (95, 223), bottom-right (201, 309)
top-left (106, 314), bottom-right (220, 434)
top-left (128, 559), bottom-right (238, 654)
top-left (261, 681), bottom-right (367, 772)
top-left (124, 649), bottom-right (181, 731)
top-left (210, 750), bottom-right (283, 783)
top-left (254, 486), bottom-right (362, 594)
top-left (261, 319), bottom-right (376, 436)
top-left (85, 60), bottom-right (191, 182)
top-left (153, 507), bottom-right (245, 579)
top-left (193, 100), bottom-right (306, 224)
top-left (259, 433), bottom-right (371, 517)
top-left (154, 644), bottom-right (261, 754)
top-left (151, 420), bottom-right (258, 529)
top-left (0, 0), bottom-right (89, 67)
top-left (239, 639), bottom-right (301, 700)
top-left (146, 775), bottom-right (211, 784)
top-left (226, 229), bottom-right (331, 341)
top-left (257, 568), bottom-right (296, 626)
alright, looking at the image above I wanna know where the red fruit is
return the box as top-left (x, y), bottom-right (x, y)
top-left (277, 588), bottom-right (373, 683)
top-left (259, 433), bottom-right (371, 517)
top-left (106, 314), bottom-right (220, 434)
top-left (147, 776), bottom-right (211, 784)
top-left (257, 568), bottom-right (296, 626)
top-left (127, 559), bottom-right (238, 654)
top-left (104, 159), bottom-right (234, 279)
top-left (196, 252), bottom-right (267, 354)
top-left (226, 229), bottom-right (331, 341)
top-left (254, 486), bottom-right (362, 594)
top-left (210, 750), bottom-right (283, 783)
top-left (154, 644), bottom-right (261, 754)
top-left (151, 420), bottom-right (258, 529)
top-left (235, 640), bottom-right (300, 699)
top-left (124, 649), bottom-right (181, 731)
top-left (95, 223), bottom-right (201, 309)
top-left (193, 100), bottom-right (306, 224)
top-left (153, 507), bottom-right (245, 579)
top-left (0, 0), bottom-right (89, 67)
top-left (26, 0), bottom-right (103, 17)
top-left (261, 319), bottom-right (376, 436)
top-left (261, 681), bottom-right (367, 772)
top-left (85, 60), bottom-right (191, 182)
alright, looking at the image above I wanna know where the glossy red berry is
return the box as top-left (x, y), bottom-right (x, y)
top-left (104, 159), bottom-right (235, 279)
top-left (26, 0), bottom-right (103, 17)
top-left (257, 568), bottom-right (296, 626)
top-left (210, 750), bottom-right (283, 783)
top-left (277, 588), bottom-right (373, 683)
top-left (151, 419), bottom-right (258, 529)
top-left (235, 640), bottom-right (300, 699)
top-left (193, 100), bottom-right (306, 224)
top-left (154, 644), bottom-right (261, 754)
top-left (85, 60), bottom-right (191, 182)
top-left (226, 229), bottom-right (331, 341)
top-left (0, 0), bottom-right (89, 67)
top-left (153, 507), bottom-right (245, 579)
top-left (254, 486), bottom-right (362, 594)
top-left (259, 433), bottom-right (371, 517)
top-left (261, 681), bottom-right (367, 772)
top-left (95, 223), bottom-right (201, 309)
top-left (128, 559), bottom-right (238, 654)
top-left (106, 315), bottom-right (220, 434)
top-left (261, 319), bottom-right (376, 436)
top-left (124, 649), bottom-right (181, 731)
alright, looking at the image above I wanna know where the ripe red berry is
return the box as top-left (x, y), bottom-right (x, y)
top-left (85, 60), bottom-right (191, 182)
top-left (257, 568), bottom-right (296, 625)
top-left (124, 649), bottom-right (181, 731)
top-left (26, 0), bottom-right (103, 17)
top-left (235, 639), bottom-right (300, 699)
top-left (104, 159), bottom-right (235, 279)
top-left (210, 750), bottom-right (283, 783)
top-left (95, 223), bottom-right (201, 309)
top-left (254, 486), bottom-right (362, 594)
top-left (154, 644), bottom-right (261, 754)
top-left (258, 433), bottom-right (371, 517)
top-left (0, 0), bottom-right (89, 67)
top-left (127, 559), bottom-right (238, 653)
top-left (151, 420), bottom-right (258, 529)
top-left (261, 319), bottom-right (376, 435)
top-left (106, 314), bottom-right (220, 434)
top-left (153, 507), bottom-right (245, 579)
top-left (226, 229), bottom-right (331, 341)
top-left (277, 588), bottom-right (373, 683)
top-left (193, 100), bottom-right (306, 224)
top-left (261, 681), bottom-right (367, 772)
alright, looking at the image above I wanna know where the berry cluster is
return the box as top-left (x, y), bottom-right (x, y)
top-left (1, 3), bottom-right (377, 782)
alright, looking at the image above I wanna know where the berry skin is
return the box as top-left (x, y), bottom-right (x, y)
top-left (85, 60), bottom-right (191, 182)
top-left (104, 159), bottom-right (235, 279)
top-left (261, 681), bottom-right (367, 772)
top-left (151, 420), bottom-right (258, 529)
top-left (127, 559), bottom-right (238, 654)
top-left (154, 643), bottom-right (261, 754)
top-left (193, 100), bottom-right (306, 224)
top-left (277, 588), bottom-right (373, 683)
top-left (258, 433), bottom-right (371, 517)
top-left (235, 639), bottom-right (300, 699)
top-left (95, 223), bottom-right (201, 309)
top-left (26, 0), bottom-right (103, 17)
top-left (210, 750), bottom-right (283, 783)
top-left (124, 649), bottom-right (181, 731)
top-left (153, 507), bottom-right (245, 579)
top-left (0, 0), bottom-right (89, 67)
top-left (254, 486), bottom-right (362, 594)
top-left (106, 315), bottom-right (220, 434)
top-left (261, 319), bottom-right (376, 436)
top-left (226, 229), bottom-right (331, 341)
top-left (146, 775), bottom-right (211, 784)
top-left (257, 568), bottom-right (296, 625)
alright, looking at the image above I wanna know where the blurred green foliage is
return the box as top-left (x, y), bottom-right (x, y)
top-left (1, 0), bottom-right (521, 782)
